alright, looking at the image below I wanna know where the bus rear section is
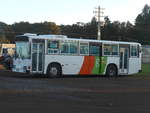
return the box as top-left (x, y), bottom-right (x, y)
top-left (103, 43), bottom-right (142, 76)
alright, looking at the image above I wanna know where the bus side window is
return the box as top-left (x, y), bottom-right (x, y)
top-left (89, 45), bottom-right (100, 56)
top-left (104, 44), bottom-right (111, 55)
top-left (70, 42), bottom-right (78, 54)
top-left (60, 42), bottom-right (69, 54)
top-left (80, 43), bottom-right (89, 55)
top-left (47, 40), bottom-right (59, 54)
top-left (112, 45), bottom-right (118, 55)
top-left (103, 44), bottom-right (118, 56)
top-left (131, 45), bottom-right (138, 57)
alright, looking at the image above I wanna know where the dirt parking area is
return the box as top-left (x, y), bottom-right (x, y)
top-left (0, 70), bottom-right (150, 113)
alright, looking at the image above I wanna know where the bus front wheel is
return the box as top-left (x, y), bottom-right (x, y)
top-left (47, 63), bottom-right (62, 78)
top-left (106, 65), bottom-right (118, 77)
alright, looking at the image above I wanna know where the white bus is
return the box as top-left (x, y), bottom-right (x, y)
top-left (12, 33), bottom-right (142, 77)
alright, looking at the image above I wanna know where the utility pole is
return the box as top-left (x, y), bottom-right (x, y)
top-left (94, 6), bottom-right (105, 40)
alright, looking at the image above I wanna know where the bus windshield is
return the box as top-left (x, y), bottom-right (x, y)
top-left (16, 42), bottom-right (30, 59)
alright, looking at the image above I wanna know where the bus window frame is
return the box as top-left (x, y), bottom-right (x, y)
top-left (79, 42), bottom-right (89, 56)
top-left (89, 42), bottom-right (101, 56)
top-left (47, 40), bottom-right (60, 55)
top-left (130, 45), bottom-right (138, 58)
top-left (69, 41), bottom-right (79, 55)
top-left (102, 43), bottom-right (119, 57)
top-left (60, 40), bottom-right (79, 56)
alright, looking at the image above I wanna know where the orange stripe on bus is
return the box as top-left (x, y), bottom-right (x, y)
top-left (79, 56), bottom-right (95, 75)
top-left (79, 56), bottom-right (89, 74)
top-left (89, 56), bottom-right (95, 74)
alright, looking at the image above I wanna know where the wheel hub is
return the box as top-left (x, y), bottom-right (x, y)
top-left (50, 67), bottom-right (58, 76)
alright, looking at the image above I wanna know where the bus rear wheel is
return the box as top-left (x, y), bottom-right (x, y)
top-left (47, 63), bottom-right (62, 78)
top-left (106, 65), bottom-right (118, 77)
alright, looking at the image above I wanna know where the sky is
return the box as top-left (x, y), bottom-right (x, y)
top-left (0, 0), bottom-right (150, 25)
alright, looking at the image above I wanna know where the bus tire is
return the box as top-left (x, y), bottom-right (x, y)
top-left (47, 63), bottom-right (62, 78)
top-left (106, 65), bottom-right (118, 77)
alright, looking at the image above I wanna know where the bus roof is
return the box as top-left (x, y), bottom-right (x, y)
top-left (16, 33), bottom-right (141, 45)
top-left (18, 33), bottom-right (67, 39)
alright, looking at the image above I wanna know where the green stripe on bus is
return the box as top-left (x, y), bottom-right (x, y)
top-left (92, 56), bottom-right (100, 74)
top-left (100, 56), bottom-right (107, 74)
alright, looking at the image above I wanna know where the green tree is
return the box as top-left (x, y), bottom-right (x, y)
top-left (44, 22), bottom-right (60, 34)
top-left (134, 4), bottom-right (150, 43)
top-left (60, 17), bottom-right (97, 39)
top-left (135, 4), bottom-right (150, 26)
top-left (12, 21), bottom-right (60, 35)
top-left (0, 22), bottom-right (14, 43)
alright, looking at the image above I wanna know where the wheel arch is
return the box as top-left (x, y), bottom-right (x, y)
top-left (105, 63), bottom-right (118, 75)
top-left (46, 62), bottom-right (62, 75)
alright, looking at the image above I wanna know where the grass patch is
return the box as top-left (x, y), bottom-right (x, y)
top-left (136, 64), bottom-right (150, 76)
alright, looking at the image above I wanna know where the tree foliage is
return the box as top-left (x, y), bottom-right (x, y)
top-left (60, 17), bottom-right (97, 39)
top-left (0, 21), bottom-right (60, 43)
top-left (136, 4), bottom-right (150, 26)
top-left (0, 22), bottom-right (14, 43)
top-left (134, 4), bottom-right (150, 44)
top-left (12, 21), bottom-right (60, 35)
top-left (0, 4), bottom-right (150, 44)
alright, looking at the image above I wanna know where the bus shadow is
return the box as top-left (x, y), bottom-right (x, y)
top-left (62, 75), bottom-right (128, 79)
top-left (6, 71), bottom-right (129, 79)
top-left (19, 74), bottom-right (128, 79)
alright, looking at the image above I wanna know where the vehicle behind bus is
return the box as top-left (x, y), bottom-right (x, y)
top-left (0, 44), bottom-right (15, 57)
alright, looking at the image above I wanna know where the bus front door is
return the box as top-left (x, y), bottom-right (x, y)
top-left (32, 43), bottom-right (44, 73)
top-left (119, 47), bottom-right (129, 74)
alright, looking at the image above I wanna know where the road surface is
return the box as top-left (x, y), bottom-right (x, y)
top-left (0, 70), bottom-right (150, 113)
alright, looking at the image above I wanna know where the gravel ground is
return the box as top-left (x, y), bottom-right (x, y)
top-left (0, 70), bottom-right (150, 113)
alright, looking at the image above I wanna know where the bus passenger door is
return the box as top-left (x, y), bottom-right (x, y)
top-left (32, 42), bottom-right (44, 73)
top-left (119, 47), bottom-right (129, 74)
